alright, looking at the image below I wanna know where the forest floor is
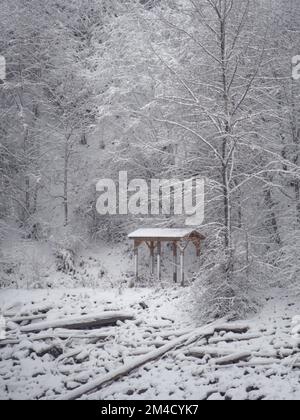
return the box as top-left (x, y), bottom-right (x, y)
top-left (0, 285), bottom-right (299, 400)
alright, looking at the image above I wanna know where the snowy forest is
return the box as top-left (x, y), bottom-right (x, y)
top-left (0, 0), bottom-right (300, 401)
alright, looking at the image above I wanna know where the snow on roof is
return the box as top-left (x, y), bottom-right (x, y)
top-left (128, 228), bottom-right (204, 239)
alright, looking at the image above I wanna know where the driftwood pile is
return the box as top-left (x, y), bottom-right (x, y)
top-left (58, 318), bottom-right (228, 400)
top-left (1, 307), bottom-right (135, 348)
top-left (1, 302), bottom-right (299, 401)
top-left (58, 318), bottom-right (300, 400)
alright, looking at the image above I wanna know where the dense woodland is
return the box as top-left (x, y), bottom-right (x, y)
top-left (1, 0), bottom-right (300, 317)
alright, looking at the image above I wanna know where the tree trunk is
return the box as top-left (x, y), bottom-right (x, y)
top-left (23, 127), bottom-right (30, 219)
top-left (264, 186), bottom-right (281, 246)
top-left (63, 136), bottom-right (71, 226)
top-left (220, 12), bottom-right (233, 271)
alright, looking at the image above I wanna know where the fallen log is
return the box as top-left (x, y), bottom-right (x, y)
top-left (209, 333), bottom-right (260, 344)
top-left (30, 331), bottom-right (113, 341)
top-left (57, 317), bottom-right (228, 400)
top-left (186, 347), bottom-right (280, 361)
top-left (216, 358), bottom-right (300, 369)
top-left (0, 330), bottom-right (113, 347)
top-left (214, 352), bottom-right (252, 366)
top-left (160, 328), bottom-right (194, 339)
top-left (0, 338), bottom-right (20, 347)
top-left (186, 346), bottom-right (232, 359)
top-left (57, 347), bottom-right (88, 363)
top-left (11, 314), bottom-right (47, 324)
top-left (214, 322), bottom-right (250, 334)
top-left (20, 312), bottom-right (135, 333)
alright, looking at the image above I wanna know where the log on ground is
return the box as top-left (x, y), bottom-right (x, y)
top-left (214, 352), bottom-right (252, 365)
top-left (20, 312), bottom-right (135, 333)
top-left (57, 317), bottom-right (228, 400)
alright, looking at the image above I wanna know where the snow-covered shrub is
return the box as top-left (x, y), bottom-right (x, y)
top-left (54, 248), bottom-right (76, 275)
top-left (49, 226), bottom-right (84, 275)
top-left (73, 184), bottom-right (100, 240)
top-left (193, 239), bottom-right (265, 320)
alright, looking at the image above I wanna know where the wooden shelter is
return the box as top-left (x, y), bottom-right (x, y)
top-left (128, 228), bottom-right (205, 286)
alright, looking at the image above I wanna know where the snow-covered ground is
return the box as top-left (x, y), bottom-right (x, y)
top-left (0, 239), bottom-right (201, 289)
top-left (0, 286), bottom-right (299, 400)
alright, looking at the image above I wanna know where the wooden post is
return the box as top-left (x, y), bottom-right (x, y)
top-left (173, 242), bottom-right (178, 283)
top-left (134, 240), bottom-right (139, 283)
top-left (150, 242), bottom-right (155, 275)
top-left (180, 248), bottom-right (185, 287)
top-left (157, 241), bottom-right (162, 282)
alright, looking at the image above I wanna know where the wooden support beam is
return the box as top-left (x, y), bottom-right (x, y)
top-left (173, 242), bottom-right (178, 283)
top-left (178, 241), bottom-right (188, 287)
top-left (145, 241), bottom-right (156, 276)
top-left (134, 240), bottom-right (139, 284)
top-left (150, 241), bottom-right (155, 275)
top-left (157, 241), bottom-right (162, 282)
top-left (180, 248), bottom-right (185, 287)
